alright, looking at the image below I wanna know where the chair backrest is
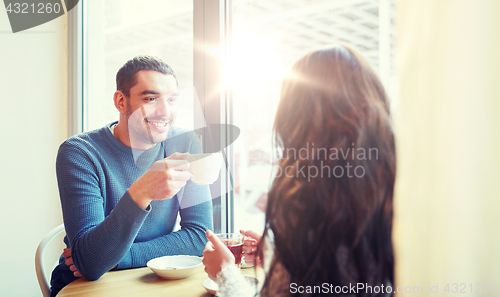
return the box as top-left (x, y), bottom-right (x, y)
top-left (35, 224), bottom-right (65, 297)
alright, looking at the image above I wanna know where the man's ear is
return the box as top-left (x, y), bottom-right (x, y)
top-left (113, 91), bottom-right (127, 113)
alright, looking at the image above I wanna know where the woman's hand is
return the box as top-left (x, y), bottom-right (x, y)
top-left (63, 248), bottom-right (82, 278)
top-left (240, 230), bottom-right (263, 268)
top-left (202, 230), bottom-right (235, 280)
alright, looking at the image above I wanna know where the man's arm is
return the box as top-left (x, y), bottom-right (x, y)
top-left (57, 141), bottom-right (150, 281)
top-left (58, 130), bottom-right (213, 279)
top-left (117, 197), bottom-right (213, 269)
top-left (116, 132), bottom-right (214, 268)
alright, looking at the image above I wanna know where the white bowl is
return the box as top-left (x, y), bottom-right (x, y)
top-left (147, 255), bottom-right (202, 280)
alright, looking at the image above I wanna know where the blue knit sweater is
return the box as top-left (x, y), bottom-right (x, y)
top-left (50, 123), bottom-right (213, 295)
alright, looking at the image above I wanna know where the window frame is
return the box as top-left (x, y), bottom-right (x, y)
top-left (68, 0), bottom-right (235, 233)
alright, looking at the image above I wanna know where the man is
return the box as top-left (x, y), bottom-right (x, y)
top-left (50, 56), bottom-right (213, 296)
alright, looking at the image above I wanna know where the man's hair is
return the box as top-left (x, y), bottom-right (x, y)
top-left (116, 55), bottom-right (177, 97)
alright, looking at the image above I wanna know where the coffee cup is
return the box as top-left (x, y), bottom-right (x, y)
top-left (186, 152), bottom-right (223, 185)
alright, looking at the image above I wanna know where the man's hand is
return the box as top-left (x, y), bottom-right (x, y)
top-left (240, 229), bottom-right (263, 267)
top-left (129, 152), bottom-right (191, 209)
top-left (202, 230), bottom-right (235, 280)
top-left (63, 248), bottom-right (82, 278)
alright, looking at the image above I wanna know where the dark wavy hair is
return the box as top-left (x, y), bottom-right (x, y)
top-left (258, 45), bottom-right (395, 296)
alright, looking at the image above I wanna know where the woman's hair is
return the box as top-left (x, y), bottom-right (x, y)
top-left (258, 44), bottom-right (396, 296)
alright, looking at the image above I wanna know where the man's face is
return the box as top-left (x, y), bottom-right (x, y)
top-left (124, 70), bottom-right (179, 149)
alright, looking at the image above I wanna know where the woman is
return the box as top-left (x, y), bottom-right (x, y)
top-left (203, 44), bottom-right (396, 296)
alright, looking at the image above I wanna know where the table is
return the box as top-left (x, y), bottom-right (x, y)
top-left (58, 265), bottom-right (263, 297)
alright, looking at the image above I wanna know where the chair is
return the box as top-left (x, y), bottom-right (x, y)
top-left (35, 224), bottom-right (65, 297)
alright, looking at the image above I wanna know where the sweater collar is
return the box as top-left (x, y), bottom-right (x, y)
top-left (103, 122), bottom-right (164, 170)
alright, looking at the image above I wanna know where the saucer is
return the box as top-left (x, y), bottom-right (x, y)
top-left (202, 276), bottom-right (258, 295)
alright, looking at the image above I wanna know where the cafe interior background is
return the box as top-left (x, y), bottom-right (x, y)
top-left (1, 0), bottom-right (499, 296)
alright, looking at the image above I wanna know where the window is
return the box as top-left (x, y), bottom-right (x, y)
top-left (72, 0), bottom-right (396, 234)
top-left (83, 0), bottom-right (194, 132)
top-left (229, 0), bottom-right (397, 232)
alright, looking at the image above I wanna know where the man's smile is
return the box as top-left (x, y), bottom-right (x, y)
top-left (145, 119), bottom-right (171, 131)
